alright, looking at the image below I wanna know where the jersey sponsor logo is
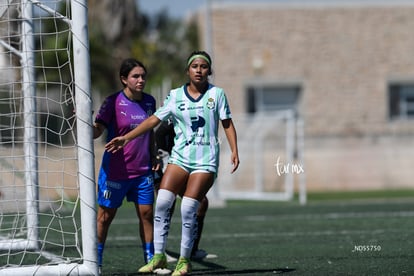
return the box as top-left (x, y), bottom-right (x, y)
top-left (190, 116), bottom-right (205, 132)
top-left (120, 111), bottom-right (127, 116)
top-left (178, 103), bottom-right (185, 111)
top-left (178, 103), bottom-right (204, 111)
top-left (131, 114), bottom-right (146, 120)
top-left (106, 180), bottom-right (122, 189)
top-left (185, 116), bottom-right (206, 146)
top-left (191, 141), bottom-right (211, 146)
top-left (188, 106), bottom-right (203, 110)
top-left (118, 100), bottom-right (128, 106)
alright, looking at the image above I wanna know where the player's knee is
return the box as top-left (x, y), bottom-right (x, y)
top-left (141, 208), bottom-right (154, 222)
top-left (156, 189), bottom-right (176, 208)
top-left (97, 207), bottom-right (116, 227)
top-left (198, 197), bottom-right (209, 215)
top-left (97, 214), bottom-right (113, 228)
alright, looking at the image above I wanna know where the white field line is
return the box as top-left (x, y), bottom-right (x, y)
top-left (111, 210), bottom-right (414, 225)
top-left (242, 210), bottom-right (414, 221)
top-left (107, 210), bottom-right (414, 242)
top-left (106, 227), bottom-right (412, 242)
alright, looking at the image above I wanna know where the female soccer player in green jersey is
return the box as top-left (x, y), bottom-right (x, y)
top-left (105, 51), bottom-right (240, 276)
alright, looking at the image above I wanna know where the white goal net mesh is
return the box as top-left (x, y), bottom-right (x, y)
top-left (0, 0), bottom-right (96, 275)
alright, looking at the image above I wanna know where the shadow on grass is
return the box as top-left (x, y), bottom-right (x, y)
top-left (107, 268), bottom-right (295, 275)
top-left (167, 250), bottom-right (295, 275)
top-left (103, 250), bottom-right (296, 275)
top-left (191, 268), bottom-right (296, 275)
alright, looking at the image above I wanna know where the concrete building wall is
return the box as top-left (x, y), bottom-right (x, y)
top-left (197, 2), bottom-right (414, 191)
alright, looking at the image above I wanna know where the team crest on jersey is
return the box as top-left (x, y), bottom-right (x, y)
top-left (206, 98), bottom-right (215, 109)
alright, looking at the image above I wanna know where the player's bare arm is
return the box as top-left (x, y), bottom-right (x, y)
top-left (105, 115), bottom-right (161, 153)
top-left (150, 130), bottom-right (161, 171)
top-left (222, 118), bottom-right (240, 173)
top-left (93, 122), bottom-right (106, 139)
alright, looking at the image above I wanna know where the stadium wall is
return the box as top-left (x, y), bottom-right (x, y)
top-left (197, 1), bottom-right (414, 191)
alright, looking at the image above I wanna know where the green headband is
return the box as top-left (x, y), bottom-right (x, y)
top-left (187, 54), bottom-right (211, 66)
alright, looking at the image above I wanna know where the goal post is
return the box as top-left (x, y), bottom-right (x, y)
top-left (213, 110), bottom-right (307, 205)
top-left (0, 0), bottom-right (97, 275)
top-left (72, 0), bottom-right (97, 274)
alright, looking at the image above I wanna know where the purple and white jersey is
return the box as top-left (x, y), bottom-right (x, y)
top-left (95, 90), bottom-right (156, 181)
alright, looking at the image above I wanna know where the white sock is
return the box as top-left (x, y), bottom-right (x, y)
top-left (154, 189), bottom-right (176, 254)
top-left (180, 196), bottom-right (200, 258)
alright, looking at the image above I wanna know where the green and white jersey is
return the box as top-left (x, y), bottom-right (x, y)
top-left (154, 83), bottom-right (232, 173)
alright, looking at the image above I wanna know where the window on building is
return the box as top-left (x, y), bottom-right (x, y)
top-left (245, 84), bottom-right (301, 114)
top-left (389, 84), bottom-right (414, 120)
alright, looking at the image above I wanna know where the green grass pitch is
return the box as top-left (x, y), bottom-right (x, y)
top-left (100, 190), bottom-right (414, 275)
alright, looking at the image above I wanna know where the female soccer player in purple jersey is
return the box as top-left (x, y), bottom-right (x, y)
top-left (105, 51), bottom-right (240, 276)
top-left (92, 58), bottom-right (160, 272)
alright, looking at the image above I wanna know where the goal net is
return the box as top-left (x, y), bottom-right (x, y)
top-left (0, 0), bottom-right (97, 275)
top-left (213, 110), bottom-right (306, 205)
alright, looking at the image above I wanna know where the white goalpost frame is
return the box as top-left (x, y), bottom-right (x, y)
top-left (0, 0), bottom-right (97, 275)
top-left (253, 110), bottom-right (296, 201)
top-left (23, 0), bottom-right (40, 253)
top-left (214, 110), bottom-right (307, 205)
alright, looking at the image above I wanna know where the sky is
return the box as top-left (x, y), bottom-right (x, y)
top-left (137, 0), bottom-right (206, 18)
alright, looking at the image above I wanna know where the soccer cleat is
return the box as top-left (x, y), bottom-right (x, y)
top-left (137, 253), bottom-right (167, 273)
top-left (166, 252), bottom-right (178, 262)
top-left (172, 257), bottom-right (192, 276)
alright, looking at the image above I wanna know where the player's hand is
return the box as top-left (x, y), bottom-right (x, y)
top-left (152, 155), bottom-right (162, 171)
top-left (230, 152), bottom-right (240, 173)
top-left (105, 136), bottom-right (128, 153)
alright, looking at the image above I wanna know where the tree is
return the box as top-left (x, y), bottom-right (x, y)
top-left (88, 1), bottom-right (199, 95)
top-left (88, 0), bottom-right (148, 94)
top-left (131, 9), bottom-right (200, 92)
